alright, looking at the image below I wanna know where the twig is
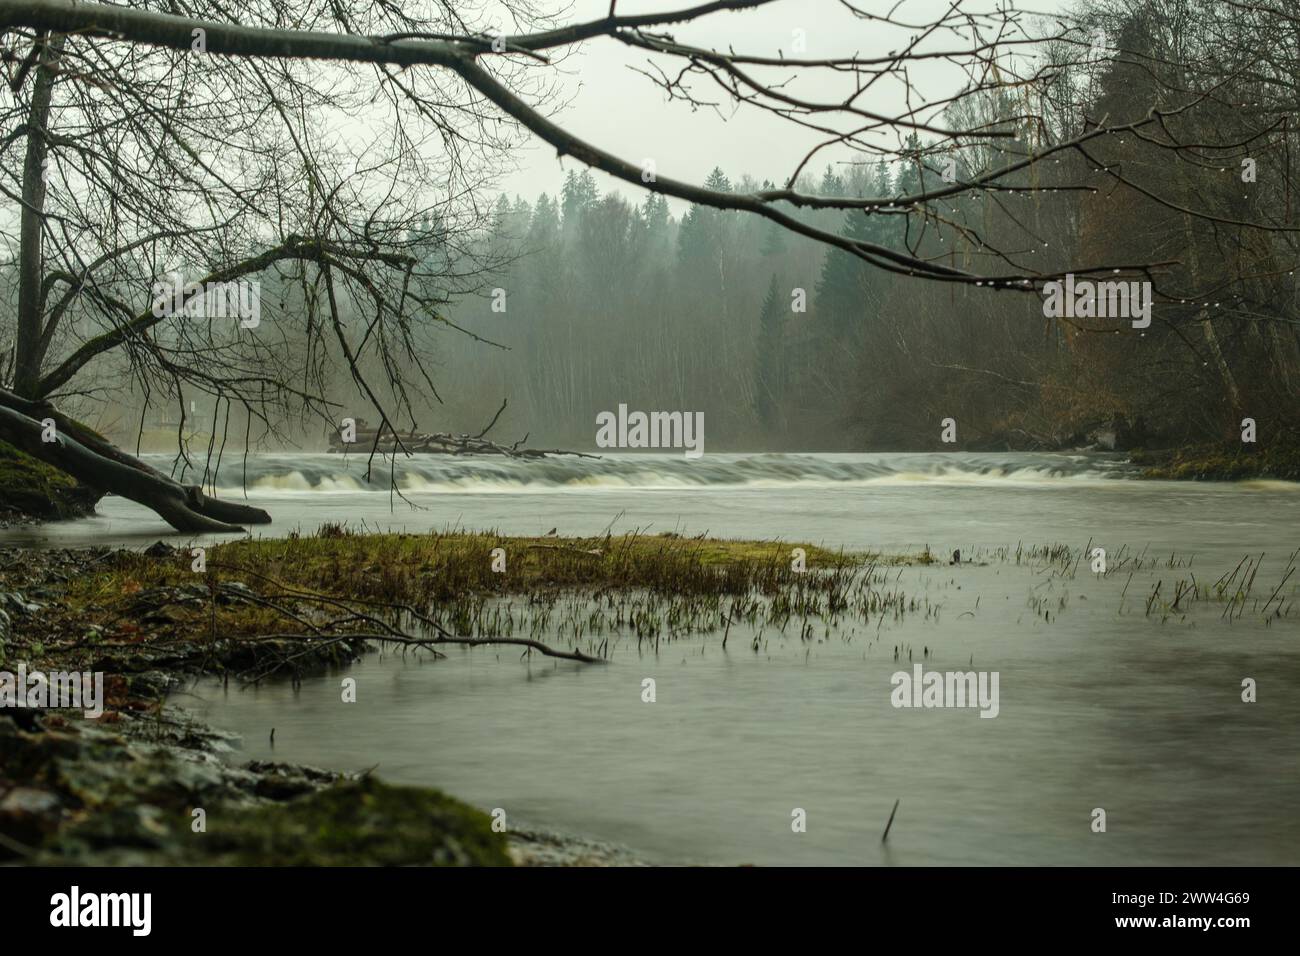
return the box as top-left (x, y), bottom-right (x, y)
top-left (881, 798), bottom-right (901, 843)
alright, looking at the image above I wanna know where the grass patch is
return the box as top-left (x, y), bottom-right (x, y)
top-left (68, 529), bottom-right (890, 610)
top-left (9, 530), bottom-right (930, 677)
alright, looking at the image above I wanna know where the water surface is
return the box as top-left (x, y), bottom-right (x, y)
top-left (9, 452), bottom-right (1298, 865)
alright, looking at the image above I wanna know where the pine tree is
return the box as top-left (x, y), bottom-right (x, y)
top-left (561, 170), bottom-right (599, 231)
top-left (641, 192), bottom-right (670, 233)
top-left (818, 166), bottom-right (844, 197)
top-left (815, 209), bottom-right (877, 334)
top-left (528, 193), bottom-right (559, 244)
top-left (677, 168), bottom-right (732, 267)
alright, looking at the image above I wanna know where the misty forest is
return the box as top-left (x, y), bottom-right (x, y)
top-left (0, 0), bottom-right (1298, 874)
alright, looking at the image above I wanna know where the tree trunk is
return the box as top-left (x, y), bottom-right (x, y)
top-left (0, 389), bottom-right (271, 533)
top-left (13, 33), bottom-right (62, 398)
top-left (1179, 213), bottom-right (1243, 413)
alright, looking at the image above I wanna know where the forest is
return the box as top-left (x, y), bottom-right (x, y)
top-left (414, 0), bottom-right (1300, 458)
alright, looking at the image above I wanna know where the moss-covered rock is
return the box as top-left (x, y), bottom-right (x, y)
top-left (195, 778), bottom-right (512, 866)
top-left (44, 776), bottom-right (512, 866)
top-left (3, 710), bottom-right (510, 866)
top-left (0, 439), bottom-right (102, 522)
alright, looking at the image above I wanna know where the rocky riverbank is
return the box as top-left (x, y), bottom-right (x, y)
top-left (5, 528), bottom-right (834, 866)
top-left (1, 703), bottom-right (641, 865)
top-left (0, 543), bottom-right (667, 866)
top-left (0, 554), bottom-right (512, 865)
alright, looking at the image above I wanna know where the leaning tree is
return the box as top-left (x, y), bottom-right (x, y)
top-left (0, 0), bottom-right (1291, 529)
top-left (0, 0), bottom-right (556, 529)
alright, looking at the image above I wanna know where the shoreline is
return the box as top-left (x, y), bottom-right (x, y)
top-left (1, 697), bottom-right (652, 867)
top-left (3, 533), bottom-right (858, 866)
top-left (0, 604), bottom-right (515, 865)
top-left (0, 543), bottom-right (641, 866)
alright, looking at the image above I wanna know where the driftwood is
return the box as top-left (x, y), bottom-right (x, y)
top-left (330, 429), bottom-right (594, 458)
top-left (0, 388), bottom-right (270, 533)
top-left (330, 408), bottom-right (598, 460)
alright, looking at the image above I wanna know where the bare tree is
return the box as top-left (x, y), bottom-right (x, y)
top-left (0, 0), bottom-right (555, 528)
top-left (0, 0), bottom-right (1293, 527)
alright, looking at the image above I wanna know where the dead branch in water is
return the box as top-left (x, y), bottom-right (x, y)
top-left (193, 563), bottom-right (607, 684)
top-left (881, 799), bottom-right (901, 843)
top-left (242, 631), bottom-right (602, 685)
top-left (329, 416), bottom-right (599, 459)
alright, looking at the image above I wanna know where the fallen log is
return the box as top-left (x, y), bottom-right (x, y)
top-left (0, 392), bottom-right (268, 533)
top-left (1, 388), bottom-right (270, 528)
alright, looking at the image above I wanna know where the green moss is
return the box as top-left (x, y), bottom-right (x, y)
top-left (0, 439), bottom-right (101, 521)
top-left (1132, 444), bottom-right (1300, 481)
top-left (13, 714), bottom-right (511, 866)
top-left (196, 778), bottom-right (511, 866)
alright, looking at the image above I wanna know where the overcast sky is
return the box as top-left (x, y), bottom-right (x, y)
top-left (495, 0), bottom-right (1074, 209)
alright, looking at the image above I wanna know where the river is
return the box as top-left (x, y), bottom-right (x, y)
top-left (6, 451), bottom-right (1298, 865)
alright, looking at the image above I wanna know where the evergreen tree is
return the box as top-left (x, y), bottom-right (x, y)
top-left (528, 193), bottom-right (560, 244)
top-left (677, 168), bottom-right (732, 267)
top-left (818, 166), bottom-right (845, 197)
top-left (561, 170), bottom-right (599, 231)
top-left (815, 209), bottom-right (878, 333)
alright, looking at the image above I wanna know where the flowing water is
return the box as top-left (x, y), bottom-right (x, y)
top-left (7, 452), bottom-right (1299, 865)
